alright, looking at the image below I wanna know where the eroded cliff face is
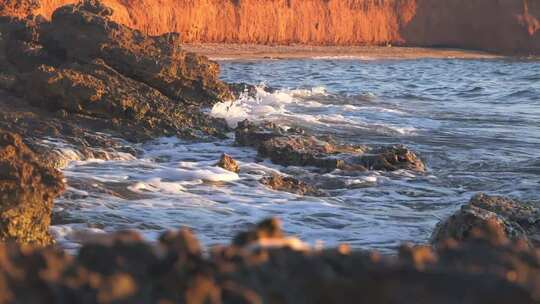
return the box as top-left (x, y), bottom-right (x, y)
top-left (12, 0), bottom-right (536, 55)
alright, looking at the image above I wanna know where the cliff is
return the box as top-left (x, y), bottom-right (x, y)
top-left (7, 0), bottom-right (534, 55)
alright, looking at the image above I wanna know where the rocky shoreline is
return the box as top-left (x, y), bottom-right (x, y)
top-left (0, 0), bottom-right (539, 303)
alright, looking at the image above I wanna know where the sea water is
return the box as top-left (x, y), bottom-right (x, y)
top-left (51, 58), bottom-right (540, 253)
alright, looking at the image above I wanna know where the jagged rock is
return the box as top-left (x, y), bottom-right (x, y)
top-left (0, 0), bottom-right (232, 167)
top-left (236, 120), bottom-right (425, 173)
top-left (235, 120), bottom-right (303, 148)
top-left (431, 193), bottom-right (539, 246)
top-left (0, 0), bottom-right (39, 18)
top-left (216, 153), bottom-right (240, 173)
top-left (356, 145), bottom-right (426, 172)
top-left (260, 173), bottom-right (324, 196)
top-left (0, 130), bottom-right (64, 245)
top-left (23, 59), bottom-right (228, 137)
top-left (43, 0), bottom-right (232, 105)
top-left (470, 193), bottom-right (540, 237)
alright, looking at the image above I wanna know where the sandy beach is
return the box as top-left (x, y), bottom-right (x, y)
top-left (182, 43), bottom-right (502, 60)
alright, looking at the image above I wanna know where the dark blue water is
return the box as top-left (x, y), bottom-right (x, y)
top-left (53, 58), bottom-right (540, 253)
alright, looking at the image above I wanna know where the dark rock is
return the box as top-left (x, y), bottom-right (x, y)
top-left (228, 83), bottom-right (277, 99)
top-left (0, 0), bottom-right (233, 167)
top-left (260, 173), bottom-right (324, 196)
top-left (235, 119), bottom-right (302, 148)
top-left (0, 0), bottom-right (39, 18)
top-left (0, 130), bottom-right (64, 245)
top-left (469, 193), bottom-right (540, 236)
top-left (233, 218), bottom-right (284, 247)
top-left (0, 217), bottom-right (539, 302)
top-left (22, 59), bottom-right (228, 138)
top-left (159, 228), bottom-right (202, 257)
top-left (236, 120), bottom-right (425, 173)
top-left (431, 193), bottom-right (539, 246)
top-left (355, 145), bottom-right (426, 172)
top-left (216, 153), bottom-right (240, 173)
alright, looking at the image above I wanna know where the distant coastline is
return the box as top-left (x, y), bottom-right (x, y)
top-left (29, 0), bottom-right (540, 56)
top-left (183, 43), bottom-right (502, 61)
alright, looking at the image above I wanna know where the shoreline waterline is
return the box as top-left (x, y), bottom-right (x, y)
top-left (182, 43), bottom-right (504, 61)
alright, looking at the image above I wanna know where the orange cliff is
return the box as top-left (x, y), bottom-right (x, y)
top-left (3, 0), bottom-right (539, 55)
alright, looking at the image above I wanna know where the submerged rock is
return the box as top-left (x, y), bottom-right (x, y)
top-left (260, 173), bottom-right (324, 196)
top-left (216, 153), bottom-right (240, 173)
top-left (236, 120), bottom-right (425, 173)
top-left (431, 193), bottom-right (540, 246)
top-left (0, 131), bottom-right (64, 245)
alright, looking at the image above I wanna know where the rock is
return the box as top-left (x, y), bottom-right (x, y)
top-left (260, 173), bottom-right (324, 196)
top-left (470, 193), bottom-right (540, 236)
top-left (233, 218), bottom-right (284, 247)
top-left (0, 217), bottom-right (538, 302)
top-left (431, 193), bottom-right (539, 246)
top-left (355, 145), bottom-right (426, 172)
top-left (235, 120), bottom-right (302, 148)
top-left (0, 130), bottom-right (64, 245)
top-left (0, 0), bottom-right (39, 18)
top-left (236, 120), bottom-right (425, 173)
top-left (216, 153), bottom-right (240, 173)
top-left (258, 135), bottom-right (363, 170)
top-left (43, 0), bottom-right (232, 106)
top-left (0, 0), bottom-right (233, 167)
top-left (159, 228), bottom-right (202, 257)
top-left (23, 60), bottom-right (228, 137)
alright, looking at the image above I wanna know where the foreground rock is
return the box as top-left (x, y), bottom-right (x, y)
top-left (0, 217), bottom-right (538, 303)
top-left (432, 193), bottom-right (540, 246)
top-left (236, 120), bottom-right (425, 173)
top-left (0, 131), bottom-right (64, 245)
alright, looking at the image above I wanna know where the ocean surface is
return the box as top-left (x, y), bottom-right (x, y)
top-left (51, 58), bottom-right (540, 253)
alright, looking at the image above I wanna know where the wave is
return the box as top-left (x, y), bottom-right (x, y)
top-left (211, 85), bottom-right (418, 136)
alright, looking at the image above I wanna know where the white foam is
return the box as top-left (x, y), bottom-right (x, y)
top-left (210, 85), bottom-right (419, 136)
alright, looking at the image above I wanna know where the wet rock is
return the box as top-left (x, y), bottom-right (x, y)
top-left (0, 130), bottom-right (64, 245)
top-left (236, 120), bottom-right (425, 173)
top-left (216, 153), bottom-right (240, 173)
top-left (260, 173), bottom-right (324, 196)
top-left (228, 83), bottom-right (277, 99)
top-left (355, 145), bottom-right (426, 172)
top-left (43, 0), bottom-right (232, 105)
top-left (235, 120), bottom-right (302, 148)
top-left (431, 193), bottom-right (539, 246)
top-left (228, 82), bottom-right (258, 99)
top-left (469, 193), bottom-right (540, 239)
